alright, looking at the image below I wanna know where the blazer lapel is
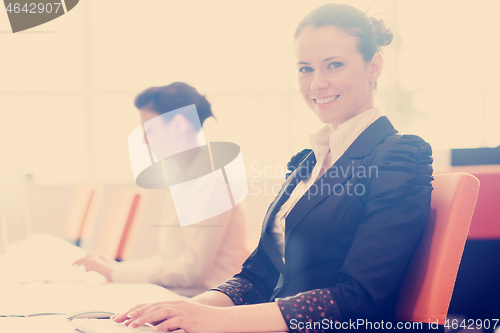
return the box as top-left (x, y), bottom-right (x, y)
top-left (259, 151), bottom-right (316, 274)
top-left (284, 116), bottom-right (398, 242)
top-left (261, 151), bottom-right (316, 234)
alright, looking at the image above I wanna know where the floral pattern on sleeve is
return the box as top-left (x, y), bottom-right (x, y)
top-left (276, 289), bottom-right (341, 333)
top-left (209, 277), bottom-right (265, 306)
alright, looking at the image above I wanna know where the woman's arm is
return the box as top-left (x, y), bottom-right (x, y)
top-left (191, 290), bottom-right (235, 307)
top-left (72, 254), bottom-right (115, 281)
top-left (111, 291), bottom-right (235, 325)
top-left (115, 299), bottom-right (288, 333)
top-left (108, 204), bottom-right (246, 289)
top-left (222, 302), bottom-right (288, 332)
top-left (113, 226), bottom-right (285, 331)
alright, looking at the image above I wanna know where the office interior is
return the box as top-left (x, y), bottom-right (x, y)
top-left (0, 0), bottom-right (499, 332)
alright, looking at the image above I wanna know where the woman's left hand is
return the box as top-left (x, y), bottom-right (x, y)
top-left (114, 300), bottom-right (227, 333)
top-left (73, 254), bottom-right (114, 281)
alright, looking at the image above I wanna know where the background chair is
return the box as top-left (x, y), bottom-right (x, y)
top-left (395, 172), bottom-right (480, 327)
top-left (96, 189), bottom-right (145, 261)
top-left (65, 183), bottom-right (103, 247)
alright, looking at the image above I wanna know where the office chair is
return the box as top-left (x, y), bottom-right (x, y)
top-left (97, 189), bottom-right (145, 261)
top-left (65, 184), bottom-right (103, 247)
top-left (395, 172), bottom-right (480, 329)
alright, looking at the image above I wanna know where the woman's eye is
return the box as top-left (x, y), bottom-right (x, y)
top-left (328, 62), bottom-right (343, 69)
top-left (299, 66), bottom-right (313, 73)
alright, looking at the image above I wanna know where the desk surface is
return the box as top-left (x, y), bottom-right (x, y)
top-left (0, 234), bottom-right (186, 331)
top-left (0, 233), bottom-right (288, 333)
top-left (0, 316), bottom-right (287, 333)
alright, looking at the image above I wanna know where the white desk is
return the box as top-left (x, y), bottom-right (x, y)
top-left (0, 233), bottom-right (187, 332)
top-left (0, 233), bottom-right (287, 333)
top-left (0, 281), bottom-right (187, 316)
top-left (1, 315), bottom-right (77, 333)
top-left (0, 283), bottom-right (186, 333)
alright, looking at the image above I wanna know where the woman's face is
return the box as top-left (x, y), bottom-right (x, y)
top-left (294, 25), bottom-right (382, 127)
top-left (140, 108), bottom-right (198, 160)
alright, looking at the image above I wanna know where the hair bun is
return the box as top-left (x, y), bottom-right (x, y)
top-left (369, 17), bottom-right (393, 47)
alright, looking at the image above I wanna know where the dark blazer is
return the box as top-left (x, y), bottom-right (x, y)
top-left (234, 116), bottom-right (434, 321)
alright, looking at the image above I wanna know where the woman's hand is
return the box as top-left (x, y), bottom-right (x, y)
top-left (72, 254), bottom-right (114, 281)
top-left (113, 300), bottom-right (227, 333)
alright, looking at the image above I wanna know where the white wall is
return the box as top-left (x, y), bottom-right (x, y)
top-left (1, 0), bottom-right (499, 238)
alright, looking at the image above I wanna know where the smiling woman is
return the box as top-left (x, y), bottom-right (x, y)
top-left (112, 3), bottom-right (434, 333)
top-left (294, 7), bottom-right (392, 127)
top-left (295, 25), bottom-right (381, 126)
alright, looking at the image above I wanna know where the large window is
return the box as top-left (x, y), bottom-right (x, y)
top-left (394, 0), bottom-right (500, 150)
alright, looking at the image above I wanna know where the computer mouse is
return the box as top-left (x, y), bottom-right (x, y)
top-left (67, 310), bottom-right (115, 320)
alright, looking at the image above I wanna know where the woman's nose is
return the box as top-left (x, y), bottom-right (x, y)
top-left (310, 72), bottom-right (330, 91)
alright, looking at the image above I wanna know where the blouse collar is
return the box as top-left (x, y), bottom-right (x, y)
top-left (309, 106), bottom-right (383, 162)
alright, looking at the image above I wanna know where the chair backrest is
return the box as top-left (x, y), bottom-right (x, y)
top-left (65, 184), bottom-right (103, 247)
top-left (395, 172), bottom-right (480, 324)
top-left (97, 189), bottom-right (144, 261)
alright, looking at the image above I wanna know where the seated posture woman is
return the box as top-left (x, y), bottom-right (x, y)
top-left (113, 3), bottom-right (433, 332)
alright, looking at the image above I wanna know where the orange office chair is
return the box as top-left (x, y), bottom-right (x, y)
top-left (97, 189), bottom-right (145, 261)
top-left (65, 184), bottom-right (103, 247)
top-left (395, 172), bottom-right (480, 326)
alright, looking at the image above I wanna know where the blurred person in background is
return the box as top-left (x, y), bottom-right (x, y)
top-left (74, 82), bottom-right (249, 297)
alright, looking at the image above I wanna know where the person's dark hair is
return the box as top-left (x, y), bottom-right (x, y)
top-left (134, 82), bottom-right (215, 128)
top-left (295, 3), bottom-right (393, 62)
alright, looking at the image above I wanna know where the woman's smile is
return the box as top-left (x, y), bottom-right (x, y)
top-left (313, 94), bottom-right (340, 108)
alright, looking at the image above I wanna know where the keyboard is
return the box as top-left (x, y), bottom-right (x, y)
top-left (71, 318), bottom-right (185, 333)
